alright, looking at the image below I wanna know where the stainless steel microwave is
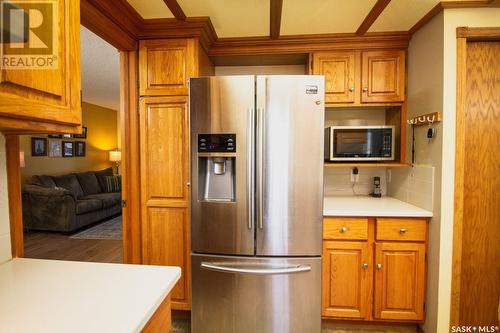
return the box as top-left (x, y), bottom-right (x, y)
top-left (325, 125), bottom-right (395, 161)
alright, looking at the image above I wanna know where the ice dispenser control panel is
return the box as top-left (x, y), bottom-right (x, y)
top-left (198, 134), bottom-right (236, 152)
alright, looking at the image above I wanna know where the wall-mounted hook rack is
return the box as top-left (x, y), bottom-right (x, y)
top-left (407, 112), bottom-right (442, 126)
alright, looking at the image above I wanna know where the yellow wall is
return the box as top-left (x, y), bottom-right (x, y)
top-left (20, 102), bottom-right (119, 184)
top-left (0, 134), bottom-right (12, 263)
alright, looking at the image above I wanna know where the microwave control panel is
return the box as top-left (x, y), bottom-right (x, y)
top-left (198, 134), bottom-right (236, 152)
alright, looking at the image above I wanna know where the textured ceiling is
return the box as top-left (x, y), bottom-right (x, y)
top-left (125, 0), bottom-right (458, 37)
top-left (80, 26), bottom-right (120, 111)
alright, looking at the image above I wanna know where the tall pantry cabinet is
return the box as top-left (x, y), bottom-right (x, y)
top-left (138, 38), bottom-right (214, 310)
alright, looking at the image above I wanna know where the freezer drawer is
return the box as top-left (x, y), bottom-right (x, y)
top-left (191, 254), bottom-right (321, 333)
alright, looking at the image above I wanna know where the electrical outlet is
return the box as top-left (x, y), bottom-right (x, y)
top-left (351, 167), bottom-right (359, 183)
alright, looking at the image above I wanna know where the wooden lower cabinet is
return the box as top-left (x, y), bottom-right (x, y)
top-left (322, 241), bottom-right (371, 319)
top-left (374, 242), bottom-right (426, 321)
top-left (322, 217), bottom-right (427, 322)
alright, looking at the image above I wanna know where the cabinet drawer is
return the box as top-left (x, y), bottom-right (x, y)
top-left (323, 217), bottom-right (368, 240)
top-left (376, 218), bottom-right (427, 241)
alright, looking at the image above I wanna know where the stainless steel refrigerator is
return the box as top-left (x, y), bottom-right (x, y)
top-left (189, 75), bottom-right (324, 333)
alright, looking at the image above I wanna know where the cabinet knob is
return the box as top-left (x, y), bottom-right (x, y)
top-left (399, 228), bottom-right (407, 234)
top-left (362, 87), bottom-right (368, 92)
top-left (186, 182), bottom-right (191, 187)
top-left (377, 263), bottom-right (383, 270)
top-left (340, 226), bottom-right (348, 233)
top-left (315, 100), bottom-right (321, 105)
top-left (362, 263), bottom-right (369, 269)
top-left (349, 87), bottom-right (355, 92)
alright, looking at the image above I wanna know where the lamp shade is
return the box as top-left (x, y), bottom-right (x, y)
top-left (19, 151), bottom-right (25, 168)
top-left (109, 150), bottom-right (121, 162)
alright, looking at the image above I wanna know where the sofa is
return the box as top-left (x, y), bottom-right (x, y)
top-left (22, 168), bottom-right (121, 233)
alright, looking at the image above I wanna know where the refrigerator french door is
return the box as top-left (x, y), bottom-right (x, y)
top-left (190, 75), bottom-right (324, 333)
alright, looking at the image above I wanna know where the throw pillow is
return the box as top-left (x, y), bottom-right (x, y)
top-left (76, 172), bottom-right (101, 196)
top-left (94, 167), bottom-right (114, 192)
top-left (104, 175), bottom-right (121, 193)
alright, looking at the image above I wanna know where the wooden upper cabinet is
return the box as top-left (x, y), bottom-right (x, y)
top-left (0, 0), bottom-right (81, 132)
top-left (361, 50), bottom-right (406, 103)
top-left (313, 52), bottom-right (357, 104)
top-left (374, 242), bottom-right (426, 321)
top-left (322, 241), bottom-right (371, 319)
top-left (139, 39), bottom-right (197, 96)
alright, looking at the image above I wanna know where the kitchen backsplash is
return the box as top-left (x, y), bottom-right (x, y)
top-left (324, 167), bottom-right (387, 197)
top-left (388, 165), bottom-right (435, 211)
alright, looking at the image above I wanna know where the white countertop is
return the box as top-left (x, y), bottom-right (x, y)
top-left (0, 258), bottom-right (181, 333)
top-left (324, 196), bottom-right (433, 217)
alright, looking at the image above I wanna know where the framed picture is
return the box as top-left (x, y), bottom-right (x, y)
top-left (62, 141), bottom-right (74, 157)
top-left (48, 140), bottom-right (62, 157)
top-left (73, 127), bottom-right (87, 139)
top-left (48, 134), bottom-right (62, 139)
top-left (75, 141), bottom-right (86, 157)
top-left (31, 137), bottom-right (47, 156)
top-left (62, 134), bottom-right (72, 139)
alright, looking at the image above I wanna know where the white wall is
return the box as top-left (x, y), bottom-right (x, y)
top-left (405, 12), bottom-right (444, 333)
top-left (0, 134), bottom-right (12, 263)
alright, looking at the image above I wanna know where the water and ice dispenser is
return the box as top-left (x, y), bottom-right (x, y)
top-left (197, 134), bottom-right (236, 202)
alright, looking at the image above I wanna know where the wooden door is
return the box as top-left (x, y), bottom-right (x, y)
top-left (322, 241), bottom-right (371, 319)
top-left (0, 0), bottom-right (81, 129)
top-left (312, 52), bottom-right (357, 104)
top-left (139, 39), bottom-right (196, 96)
top-left (140, 96), bottom-right (190, 309)
top-left (452, 39), bottom-right (500, 327)
top-left (361, 50), bottom-right (405, 103)
top-left (374, 242), bottom-right (425, 321)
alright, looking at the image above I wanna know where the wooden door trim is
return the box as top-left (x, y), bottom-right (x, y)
top-left (450, 27), bottom-right (500, 327)
top-left (5, 135), bottom-right (23, 257)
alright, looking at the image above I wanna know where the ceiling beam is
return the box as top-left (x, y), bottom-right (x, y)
top-left (356, 0), bottom-right (391, 36)
top-left (162, 0), bottom-right (187, 21)
top-left (270, 0), bottom-right (283, 39)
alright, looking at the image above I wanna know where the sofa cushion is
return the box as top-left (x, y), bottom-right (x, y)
top-left (52, 174), bottom-right (84, 198)
top-left (75, 172), bottom-right (101, 196)
top-left (76, 199), bottom-right (103, 215)
top-left (94, 167), bottom-right (114, 192)
top-left (81, 193), bottom-right (121, 209)
top-left (31, 175), bottom-right (56, 188)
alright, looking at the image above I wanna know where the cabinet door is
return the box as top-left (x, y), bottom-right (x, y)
top-left (322, 241), bottom-right (371, 319)
top-left (312, 52), bottom-right (357, 104)
top-left (139, 39), bottom-right (196, 96)
top-left (0, 0), bottom-right (81, 129)
top-left (374, 242), bottom-right (426, 321)
top-left (361, 50), bottom-right (405, 103)
top-left (140, 96), bottom-right (190, 309)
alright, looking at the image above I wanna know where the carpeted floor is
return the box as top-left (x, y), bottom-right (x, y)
top-left (70, 215), bottom-right (122, 240)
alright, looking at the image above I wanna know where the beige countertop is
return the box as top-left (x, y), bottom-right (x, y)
top-left (0, 258), bottom-right (181, 333)
top-left (324, 196), bottom-right (433, 217)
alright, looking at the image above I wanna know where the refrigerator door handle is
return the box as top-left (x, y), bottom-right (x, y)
top-left (247, 107), bottom-right (255, 230)
top-left (256, 106), bottom-right (264, 230)
top-left (201, 262), bottom-right (311, 275)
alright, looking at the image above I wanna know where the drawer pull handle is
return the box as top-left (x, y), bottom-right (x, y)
top-left (377, 263), bottom-right (383, 270)
top-left (362, 263), bottom-right (368, 269)
top-left (340, 227), bottom-right (349, 233)
top-left (399, 228), bottom-right (408, 234)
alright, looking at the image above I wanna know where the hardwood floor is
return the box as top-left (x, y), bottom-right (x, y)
top-left (24, 231), bottom-right (123, 263)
